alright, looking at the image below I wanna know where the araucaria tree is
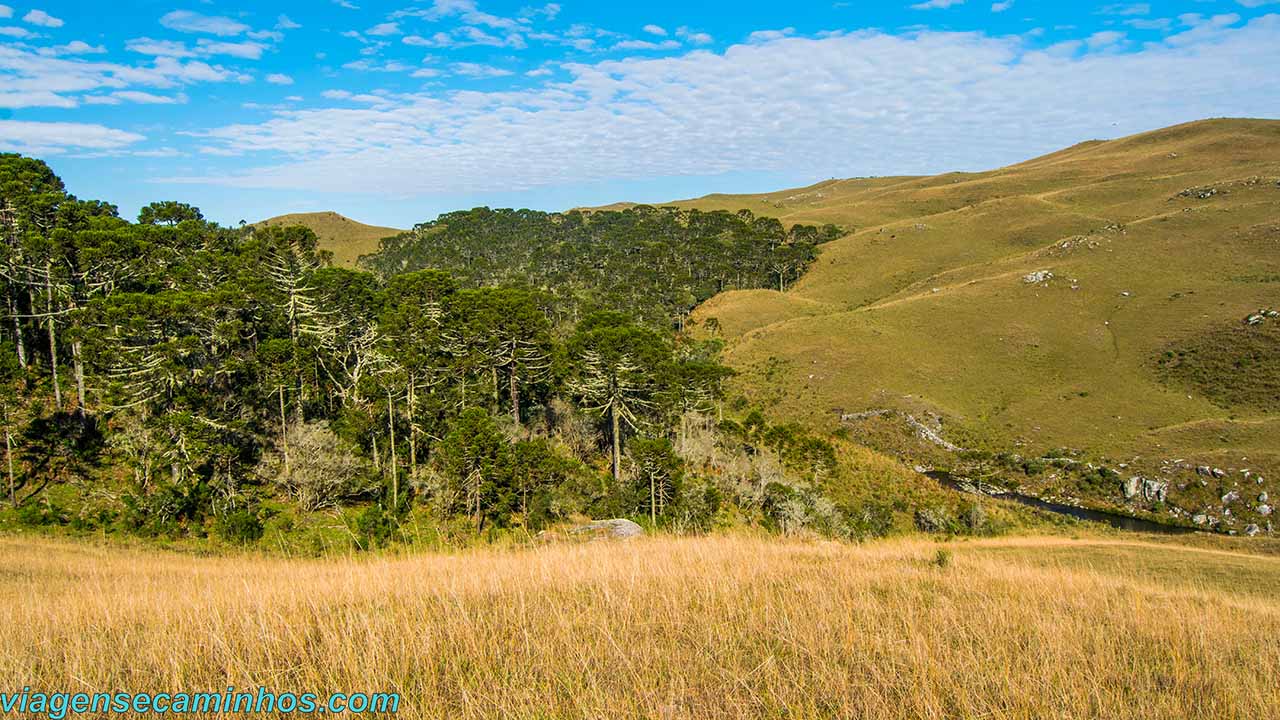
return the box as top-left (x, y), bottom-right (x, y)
top-left (0, 153), bottom-right (849, 543)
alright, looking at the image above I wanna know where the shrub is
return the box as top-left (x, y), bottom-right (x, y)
top-left (266, 421), bottom-right (375, 512)
top-left (215, 509), bottom-right (264, 544)
top-left (354, 504), bottom-right (394, 550)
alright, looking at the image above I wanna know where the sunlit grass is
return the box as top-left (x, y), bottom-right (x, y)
top-left (3, 533), bottom-right (1278, 718)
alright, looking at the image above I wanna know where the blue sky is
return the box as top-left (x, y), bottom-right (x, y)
top-left (2, 0), bottom-right (1279, 227)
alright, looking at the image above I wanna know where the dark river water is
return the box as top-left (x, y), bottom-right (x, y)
top-left (925, 471), bottom-right (1198, 535)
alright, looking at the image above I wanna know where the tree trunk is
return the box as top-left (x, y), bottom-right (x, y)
top-left (610, 403), bottom-right (621, 483)
top-left (408, 373), bottom-right (417, 480)
top-left (387, 389), bottom-right (397, 508)
top-left (490, 366), bottom-right (499, 411)
top-left (278, 384), bottom-right (289, 478)
top-left (509, 366), bottom-right (520, 429)
top-left (45, 263), bottom-right (60, 409)
top-left (650, 472), bottom-right (656, 526)
top-left (8, 295), bottom-right (25, 369)
top-left (72, 338), bottom-right (85, 418)
top-left (6, 425), bottom-right (14, 508)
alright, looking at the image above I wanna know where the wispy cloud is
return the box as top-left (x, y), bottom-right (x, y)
top-left (169, 17), bottom-right (1280, 197)
top-left (160, 10), bottom-right (250, 37)
top-left (22, 9), bottom-right (62, 27)
top-left (0, 120), bottom-right (144, 154)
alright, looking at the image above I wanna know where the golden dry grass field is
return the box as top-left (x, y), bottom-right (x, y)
top-left (3, 533), bottom-right (1278, 719)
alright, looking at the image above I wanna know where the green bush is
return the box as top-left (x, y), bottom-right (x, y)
top-left (354, 504), bottom-right (394, 550)
top-left (215, 509), bottom-right (264, 544)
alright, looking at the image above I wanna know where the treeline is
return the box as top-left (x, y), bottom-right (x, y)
top-left (360, 206), bottom-right (843, 327)
top-left (0, 154), bottom-right (861, 547)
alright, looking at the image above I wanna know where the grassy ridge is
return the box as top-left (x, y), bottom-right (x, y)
top-left (255, 211), bottom-right (401, 267)
top-left (672, 119), bottom-right (1280, 473)
top-left (3, 533), bottom-right (1277, 718)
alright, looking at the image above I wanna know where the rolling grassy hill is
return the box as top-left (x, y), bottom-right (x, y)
top-left (256, 211), bottom-right (402, 267)
top-left (640, 119), bottom-right (1280, 502)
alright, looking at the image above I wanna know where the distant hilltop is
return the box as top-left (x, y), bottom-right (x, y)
top-left (255, 211), bottom-right (402, 268)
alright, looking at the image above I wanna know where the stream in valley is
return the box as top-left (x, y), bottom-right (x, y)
top-left (925, 471), bottom-right (1198, 534)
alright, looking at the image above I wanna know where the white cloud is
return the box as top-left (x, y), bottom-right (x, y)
top-left (450, 62), bottom-right (512, 78)
top-left (393, 0), bottom-right (524, 30)
top-left (0, 90), bottom-right (78, 108)
top-left (991, 1), bottom-right (1014, 12)
top-left (22, 9), bottom-right (62, 27)
top-left (1086, 30), bottom-right (1126, 49)
top-left (0, 120), bottom-right (144, 155)
top-left (333, 0), bottom-right (359, 9)
top-left (113, 90), bottom-right (187, 104)
top-left (403, 26), bottom-right (524, 49)
top-left (613, 39), bottom-right (680, 51)
top-left (195, 39), bottom-right (268, 60)
top-left (276, 15), bottom-right (301, 30)
top-left (126, 38), bottom-right (195, 57)
top-left (1126, 18), bottom-right (1173, 31)
top-left (524, 3), bottom-right (560, 20)
top-left (266, 73), bottom-right (294, 85)
top-left (676, 27), bottom-right (713, 45)
top-left (912, 0), bottom-right (964, 9)
top-left (159, 10), bottom-right (249, 37)
top-left (0, 42), bottom-right (253, 109)
top-left (165, 18), bottom-right (1280, 200)
top-left (0, 5), bottom-right (11, 19)
top-left (1237, 0), bottom-right (1280, 6)
top-left (746, 28), bottom-right (795, 43)
top-left (642, 24), bottom-right (667, 36)
top-left (0, 25), bottom-right (33, 38)
top-left (366, 22), bottom-right (401, 36)
top-left (1098, 3), bottom-right (1149, 15)
top-left (343, 59), bottom-right (413, 72)
top-left (38, 41), bottom-right (107, 56)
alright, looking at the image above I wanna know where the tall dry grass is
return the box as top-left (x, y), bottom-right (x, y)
top-left (1, 534), bottom-right (1278, 718)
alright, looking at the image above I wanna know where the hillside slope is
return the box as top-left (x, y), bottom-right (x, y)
top-left (666, 119), bottom-right (1279, 476)
top-left (256, 211), bottom-right (401, 267)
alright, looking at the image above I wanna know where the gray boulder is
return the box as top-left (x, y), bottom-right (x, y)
top-left (1222, 490), bottom-right (1241, 504)
top-left (1245, 524), bottom-right (1261, 537)
top-left (1122, 476), bottom-right (1142, 499)
top-left (1142, 478), bottom-right (1168, 503)
top-left (1259, 492), bottom-right (1269, 503)
top-left (1192, 514), bottom-right (1209, 525)
top-left (1259, 505), bottom-right (1272, 517)
top-left (570, 519), bottom-right (644, 540)
top-left (1212, 468), bottom-right (1227, 479)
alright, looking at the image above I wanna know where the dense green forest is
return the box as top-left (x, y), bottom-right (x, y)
top-left (0, 153), bottom-right (868, 548)
top-left (360, 206), bottom-right (842, 327)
